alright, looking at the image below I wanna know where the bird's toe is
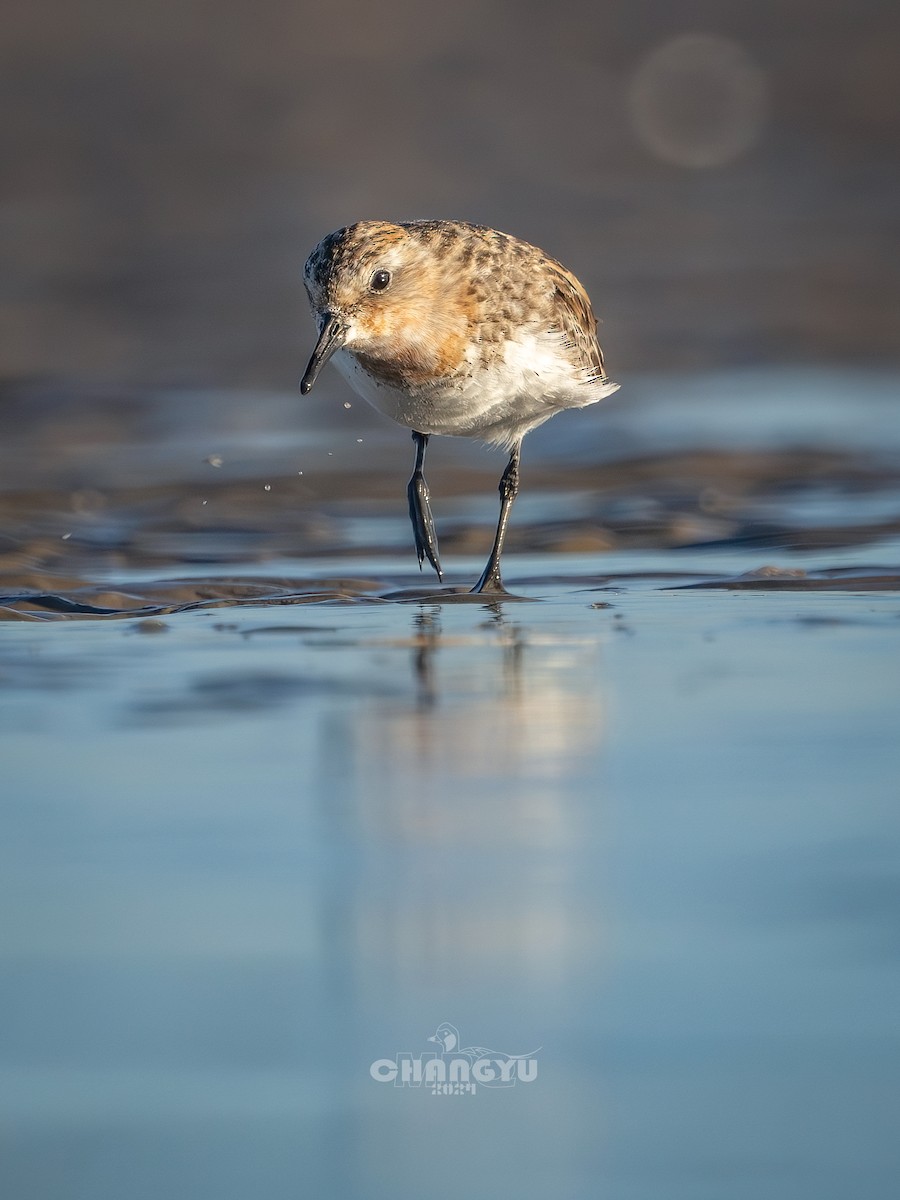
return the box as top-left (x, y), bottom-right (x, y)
top-left (407, 475), bottom-right (443, 580)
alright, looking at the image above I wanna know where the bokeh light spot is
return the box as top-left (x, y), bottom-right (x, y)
top-left (628, 33), bottom-right (768, 168)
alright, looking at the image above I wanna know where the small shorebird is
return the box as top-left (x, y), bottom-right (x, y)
top-left (300, 220), bottom-right (619, 592)
top-left (426, 1022), bottom-right (541, 1088)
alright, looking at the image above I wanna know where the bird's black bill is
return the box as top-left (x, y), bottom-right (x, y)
top-left (300, 313), bottom-right (346, 394)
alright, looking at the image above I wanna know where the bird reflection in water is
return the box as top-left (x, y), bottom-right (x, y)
top-left (410, 604), bottom-right (525, 711)
top-left (342, 604), bottom-right (606, 848)
top-left (322, 604), bottom-right (609, 987)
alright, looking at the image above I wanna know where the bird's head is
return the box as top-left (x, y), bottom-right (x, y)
top-left (428, 1023), bottom-right (460, 1053)
top-left (300, 221), bottom-right (473, 394)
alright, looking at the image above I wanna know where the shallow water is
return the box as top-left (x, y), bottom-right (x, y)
top-left (2, 370), bottom-right (900, 1199)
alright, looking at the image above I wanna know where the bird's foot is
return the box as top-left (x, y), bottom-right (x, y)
top-left (407, 474), bottom-right (443, 580)
top-left (471, 561), bottom-right (508, 594)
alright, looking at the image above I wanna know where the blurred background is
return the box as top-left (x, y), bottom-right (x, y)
top-left (3, 0), bottom-right (899, 388)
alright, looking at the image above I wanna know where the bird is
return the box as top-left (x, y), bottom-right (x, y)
top-left (427, 1022), bottom-right (494, 1064)
top-left (300, 220), bottom-right (619, 593)
top-left (426, 1022), bottom-right (540, 1087)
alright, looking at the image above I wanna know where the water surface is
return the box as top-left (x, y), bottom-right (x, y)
top-left (1, 370), bottom-right (899, 1199)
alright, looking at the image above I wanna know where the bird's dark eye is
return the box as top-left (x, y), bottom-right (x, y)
top-left (370, 269), bottom-right (392, 292)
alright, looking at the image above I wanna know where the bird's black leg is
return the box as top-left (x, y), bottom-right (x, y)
top-left (407, 431), bottom-right (443, 581)
top-left (473, 441), bottom-right (521, 594)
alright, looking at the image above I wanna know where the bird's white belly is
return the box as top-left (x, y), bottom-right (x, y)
top-left (333, 338), bottom-right (616, 449)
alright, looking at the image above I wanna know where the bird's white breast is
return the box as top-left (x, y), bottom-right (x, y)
top-left (334, 331), bottom-right (618, 450)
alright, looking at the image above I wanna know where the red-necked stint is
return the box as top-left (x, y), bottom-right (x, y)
top-left (300, 220), bottom-right (619, 593)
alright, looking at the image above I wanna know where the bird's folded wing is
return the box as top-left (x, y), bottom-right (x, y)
top-left (545, 259), bottom-right (611, 387)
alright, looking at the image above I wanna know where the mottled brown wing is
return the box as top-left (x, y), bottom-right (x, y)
top-left (545, 259), bottom-right (609, 384)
